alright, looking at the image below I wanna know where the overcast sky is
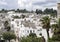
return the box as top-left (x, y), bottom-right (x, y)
top-left (0, 0), bottom-right (57, 10)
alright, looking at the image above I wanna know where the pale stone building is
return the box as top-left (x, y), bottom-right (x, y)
top-left (57, 3), bottom-right (60, 18)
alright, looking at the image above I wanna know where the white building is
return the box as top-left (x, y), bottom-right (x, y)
top-left (57, 3), bottom-right (60, 18)
top-left (7, 12), bottom-right (56, 42)
top-left (0, 11), bottom-right (56, 42)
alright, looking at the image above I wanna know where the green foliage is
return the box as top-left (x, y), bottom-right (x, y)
top-left (0, 9), bottom-right (8, 13)
top-left (28, 33), bottom-right (37, 38)
top-left (52, 34), bottom-right (60, 41)
top-left (51, 24), bottom-right (58, 29)
top-left (13, 15), bottom-right (25, 19)
top-left (41, 16), bottom-right (50, 40)
top-left (41, 16), bottom-right (50, 29)
top-left (35, 9), bottom-right (43, 14)
top-left (57, 18), bottom-right (60, 28)
top-left (20, 36), bottom-right (45, 42)
top-left (50, 18), bottom-right (60, 42)
top-left (48, 35), bottom-right (60, 42)
top-left (44, 8), bottom-right (53, 14)
top-left (4, 21), bottom-right (9, 27)
top-left (15, 9), bottom-right (29, 13)
top-left (21, 37), bottom-right (43, 42)
top-left (13, 16), bottom-right (20, 19)
top-left (48, 39), bottom-right (54, 42)
top-left (4, 21), bottom-right (11, 31)
top-left (20, 33), bottom-right (45, 42)
top-left (54, 29), bottom-right (60, 35)
top-left (35, 8), bottom-right (57, 17)
top-left (21, 14), bottom-right (25, 18)
top-left (2, 32), bottom-right (16, 41)
top-left (6, 26), bottom-right (11, 31)
top-left (51, 18), bottom-right (60, 34)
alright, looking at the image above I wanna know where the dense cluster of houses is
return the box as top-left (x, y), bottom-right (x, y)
top-left (0, 11), bottom-right (57, 42)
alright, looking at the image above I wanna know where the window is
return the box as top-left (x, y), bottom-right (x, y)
top-left (38, 30), bottom-right (40, 31)
top-left (40, 29), bottom-right (42, 31)
top-left (30, 30), bottom-right (32, 33)
top-left (12, 19), bottom-right (14, 21)
top-left (16, 31), bottom-right (18, 33)
top-left (27, 30), bottom-right (29, 33)
top-left (12, 24), bottom-right (14, 28)
top-left (16, 21), bottom-right (19, 26)
top-left (33, 30), bottom-right (35, 33)
top-left (38, 29), bottom-right (42, 31)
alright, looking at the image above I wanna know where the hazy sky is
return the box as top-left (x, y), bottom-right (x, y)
top-left (0, 0), bottom-right (57, 10)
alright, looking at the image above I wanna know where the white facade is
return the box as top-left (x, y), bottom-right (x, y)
top-left (7, 12), bottom-right (56, 42)
top-left (0, 11), bottom-right (56, 42)
top-left (0, 10), bottom-right (58, 42)
top-left (10, 19), bottom-right (48, 42)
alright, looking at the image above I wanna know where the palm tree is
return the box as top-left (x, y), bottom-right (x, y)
top-left (41, 16), bottom-right (50, 39)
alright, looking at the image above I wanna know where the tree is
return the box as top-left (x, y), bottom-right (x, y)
top-left (43, 8), bottom-right (57, 17)
top-left (21, 14), bottom-right (25, 18)
top-left (57, 18), bottom-right (60, 28)
top-left (2, 32), bottom-right (16, 42)
top-left (44, 8), bottom-right (49, 14)
top-left (44, 8), bottom-right (53, 14)
top-left (23, 9), bottom-right (27, 13)
top-left (20, 34), bottom-right (45, 42)
top-left (14, 16), bottom-right (19, 18)
top-left (0, 9), bottom-right (8, 13)
top-left (51, 24), bottom-right (58, 34)
top-left (4, 21), bottom-right (8, 27)
top-left (53, 18), bottom-right (60, 34)
top-left (41, 16), bottom-right (50, 39)
top-left (15, 9), bottom-right (20, 13)
top-left (35, 9), bottom-right (39, 14)
top-left (35, 9), bottom-right (42, 14)
top-left (6, 26), bottom-right (11, 31)
top-left (15, 9), bottom-right (29, 13)
top-left (29, 33), bottom-right (37, 38)
top-left (50, 18), bottom-right (60, 41)
top-left (4, 21), bottom-right (11, 31)
top-left (38, 10), bottom-right (43, 14)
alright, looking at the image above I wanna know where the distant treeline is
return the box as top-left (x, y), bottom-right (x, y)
top-left (0, 8), bottom-right (57, 17)
top-left (0, 9), bottom-right (30, 13)
top-left (35, 8), bottom-right (57, 17)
